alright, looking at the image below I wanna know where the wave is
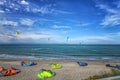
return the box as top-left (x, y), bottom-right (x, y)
top-left (0, 54), bottom-right (120, 62)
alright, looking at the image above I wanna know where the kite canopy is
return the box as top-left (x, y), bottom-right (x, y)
top-left (0, 67), bottom-right (21, 76)
top-left (16, 32), bottom-right (19, 35)
top-left (66, 36), bottom-right (69, 42)
top-left (106, 64), bottom-right (120, 69)
top-left (48, 38), bottom-right (50, 41)
top-left (51, 63), bottom-right (62, 69)
top-left (77, 62), bottom-right (88, 66)
top-left (37, 69), bottom-right (56, 80)
top-left (21, 61), bottom-right (37, 66)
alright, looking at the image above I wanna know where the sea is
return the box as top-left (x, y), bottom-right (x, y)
top-left (0, 44), bottom-right (120, 62)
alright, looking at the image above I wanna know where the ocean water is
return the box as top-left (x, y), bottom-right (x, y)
top-left (0, 44), bottom-right (120, 62)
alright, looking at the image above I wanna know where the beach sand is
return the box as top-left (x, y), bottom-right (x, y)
top-left (0, 60), bottom-right (119, 80)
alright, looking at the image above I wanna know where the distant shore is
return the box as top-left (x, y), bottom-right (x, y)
top-left (0, 60), bottom-right (120, 80)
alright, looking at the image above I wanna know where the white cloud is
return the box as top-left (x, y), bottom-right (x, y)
top-left (101, 14), bottom-right (120, 26)
top-left (17, 33), bottom-right (50, 40)
top-left (21, 2), bottom-right (53, 14)
top-left (0, 1), bottom-right (4, 5)
top-left (0, 10), bottom-right (4, 13)
top-left (32, 7), bottom-right (48, 14)
top-left (96, 4), bottom-right (117, 13)
top-left (70, 35), bottom-right (114, 44)
top-left (0, 26), bottom-right (17, 43)
top-left (96, 2), bottom-right (120, 26)
top-left (0, 0), bottom-right (51, 14)
top-left (31, 5), bottom-right (52, 14)
top-left (0, 0), bottom-right (71, 16)
top-left (0, 26), bottom-right (120, 44)
top-left (5, 8), bottom-right (10, 12)
top-left (20, 0), bottom-right (29, 5)
top-left (0, 19), bottom-right (18, 26)
top-left (83, 36), bottom-right (113, 41)
top-left (52, 25), bottom-right (71, 29)
top-left (20, 18), bottom-right (34, 26)
top-left (0, 26), bottom-right (57, 43)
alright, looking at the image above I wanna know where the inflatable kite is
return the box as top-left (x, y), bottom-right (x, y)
top-left (106, 64), bottom-right (120, 69)
top-left (16, 32), bottom-right (19, 35)
top-left (0, 67), bottom-right (20, 76)
top-left (21, 61), bottom-right (37, 66)
top-left (51, 63), bottom-right (62, 69)
top-left (37, 69), bottom-right (56, 80)
top-left (77, 62), bottom-right (88, 66)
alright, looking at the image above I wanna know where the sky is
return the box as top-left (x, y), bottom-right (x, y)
top-left (0, 0), bottom-right (120, 44)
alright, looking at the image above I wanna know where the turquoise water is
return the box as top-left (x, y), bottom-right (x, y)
top-left (0, 44), bottom-right (120, 62)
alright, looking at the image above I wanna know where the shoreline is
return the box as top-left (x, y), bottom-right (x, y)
top-left (0, 58), bottom-right (120, 63)
top-left (1, 53), bottom-right (120, 62)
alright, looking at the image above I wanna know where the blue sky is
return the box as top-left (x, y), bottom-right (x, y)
top-left (0, 0), bottom-right (120, 44)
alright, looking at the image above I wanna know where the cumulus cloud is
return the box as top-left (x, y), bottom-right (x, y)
top-left (20, 18), bottom-right (34, 26)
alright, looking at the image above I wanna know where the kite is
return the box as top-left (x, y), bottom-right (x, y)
top-left (48, 38), bottom-right (50, 41)
top-left (66, 36), bottom-right (69, 42)
top-left (16, 32), bottom-right (19, 35)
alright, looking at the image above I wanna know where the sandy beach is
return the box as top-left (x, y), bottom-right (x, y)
top-left (0, 60), bottom-right (119, 80)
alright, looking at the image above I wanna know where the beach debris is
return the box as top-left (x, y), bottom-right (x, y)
top-left (51, 63), bottom-right (62, 69)
top-left (16, 31), bottom-right (19, 35)
top-left (77, 62), bottom-right (88, 66)
top-left (21, 61), bottom-right (37, 66)
top-left (37, 69), bottom-right (56, 80)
